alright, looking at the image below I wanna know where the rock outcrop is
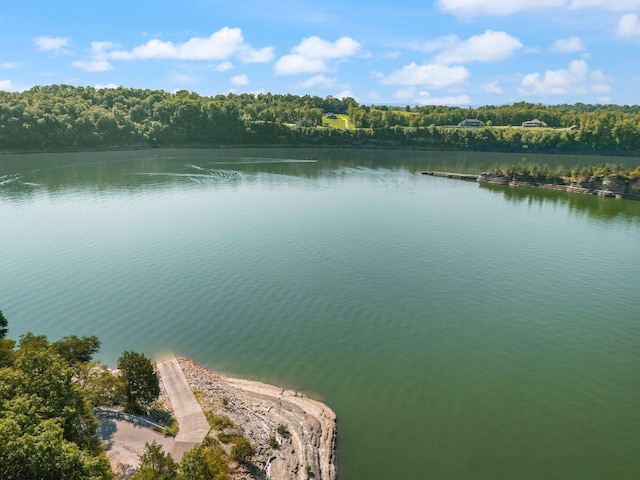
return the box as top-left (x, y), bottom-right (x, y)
top-left (476, 172), bottom-right (640, 200)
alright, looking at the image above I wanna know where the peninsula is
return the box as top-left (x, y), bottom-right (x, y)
top-left (423, 163), bottom-right (640, 200)
top-left (100, 356), bottom-right (338, 480)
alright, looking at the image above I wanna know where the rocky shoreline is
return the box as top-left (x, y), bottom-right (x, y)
top-left (176, 358), bottom-right (337, 480)
top-left (422, 171), bottom-right (640, 200)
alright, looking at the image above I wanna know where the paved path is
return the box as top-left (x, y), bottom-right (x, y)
top-left (156, 356), bottom-right (210, 443)
top-left (97, 416), bottom-right (194, 470)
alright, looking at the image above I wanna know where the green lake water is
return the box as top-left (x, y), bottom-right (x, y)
top-left (1, 148), bottom-right (639, 479)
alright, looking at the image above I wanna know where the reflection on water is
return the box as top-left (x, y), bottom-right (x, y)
top-left (480, 183), bottom-right (640, 223)
top-left (2, 148), bottom-right (639, 222)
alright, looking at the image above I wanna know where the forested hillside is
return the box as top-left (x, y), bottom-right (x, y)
top-left (1, 85), bottom-right (640, 154)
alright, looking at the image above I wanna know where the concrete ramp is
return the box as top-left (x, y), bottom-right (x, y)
top-left (156, 356), bottom-right (210, 443)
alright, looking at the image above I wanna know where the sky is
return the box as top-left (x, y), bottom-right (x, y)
top-left (1, 0), bottom-right (640, 106)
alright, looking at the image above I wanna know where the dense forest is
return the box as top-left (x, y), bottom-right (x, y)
top-left (1, 84), bottom-right (640, 154)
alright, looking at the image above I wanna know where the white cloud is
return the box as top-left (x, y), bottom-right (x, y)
top-left (91, 41), bottom-right (118, 54)
top-left (231, 74), bottom-right (249, 86)
top-left (274, 55), bottom-right (326, 75)
top-left (0, 79), bottom-right (20, 91)
top-left (215, 62), bottom-right (234, 72)
top-left (1, 62), bottom-right (20, 69)
top-left (95, 83), bottom-right (118, 89)
top-left (239, 46), bottom-right (274, 63)
top-left (34, 36), bottom-right (72, 55)
top-left (590, 70), bottom-right (614, 92)
top-left (72, 59), bottom-right (114, 72)
top-left (426, 30), bottom-right (522, 64)
top-left (436, 0), bottom-right (564, 17)
top-left (381, 62), bottom-right (470, 89)
top-left (570, 0), bottom-right (640, 10)
top-left (550, 36), bottom-right (585, 53)
top-left (294, 36), bottom-right (361, 59)
top-left (437, 0), bottom-right (640, 16)
top-left (274, 36), bottom-right (361, 75)
top-left (617, 14), bottom-right (640, 37)
top-left (393, 87), bottom-right (472, 106)
top-left (107, 27), bottom-right (273, 63)
top-left (478, 81), bottom-right (504, 94)
top-left (518, 60), bottom-right (612, 96)
top-left (336, 90), bottom-right (356, 100)
top-left (297, 75), bottom-right (337, 88)
top-left (72, 41), bottom-right (116, 72)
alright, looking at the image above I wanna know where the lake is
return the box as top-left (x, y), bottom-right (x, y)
top-left (1, 148), bottom-right (639, 479)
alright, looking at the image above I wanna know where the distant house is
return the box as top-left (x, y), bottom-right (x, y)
top-left (522, 119), bottom-right (548, 128)
top-left (458, 119), bottom-right (485, 127)
top-left (325, 113), bottom-right (338, 119)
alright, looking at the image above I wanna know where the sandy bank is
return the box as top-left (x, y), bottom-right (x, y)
top-left (177, 358), bottom-right (337, 480)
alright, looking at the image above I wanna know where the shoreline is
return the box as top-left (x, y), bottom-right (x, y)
top-left (176, 358), bottom-right (337, 480)
top-left (422, 170), bottom-right (640, 200)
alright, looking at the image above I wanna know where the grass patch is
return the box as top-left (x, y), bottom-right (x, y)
top-left (322, 114), bottom-right (351, 130)
top-left (268, 436), bottom-right (279, 449)
top-left (205, 411), bottom-right (236, 430)
top-left (163, 418), bottom-right (179, 437)
top-left (217, 432), bottom-right (237, 444)
top-left (193, 389), bottom-right (206, 402)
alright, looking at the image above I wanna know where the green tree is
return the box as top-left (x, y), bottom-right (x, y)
top-left (0, 338), bottom-right (15, 368)
top-left (230, 436), bottom-right (256, 464)
top-left (76, 361), bottom-right (125, 407)
top-left (0, 311), bottom-right (15, 368)
top-left (0, 331), bottom-right (111, 479)
top-left (179, 444), bottom-right (229, 480)
top-left (0, 402), bottom-right (112, 480)
top-left (131, 441), bottom-right (179, 480)
top-left (0, 310), bottom-right (7, 338)
top-left (53, 335), bottom-right (101, 366)
top-left (12, 344), bottom-right (99, 445)
top-left (117, 351), bottom-right (160, 414)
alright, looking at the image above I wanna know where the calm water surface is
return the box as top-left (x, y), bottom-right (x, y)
top-left (1, 148), bottom-right (639, 479)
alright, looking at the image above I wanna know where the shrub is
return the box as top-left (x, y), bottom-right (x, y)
top-left (217, 432), bottom-right (234, 444)
top-left (276, 423), bottom-right (290, 437)
top-left (205, 411), bottom-right (235, 430)
top-left (230, 436), bottom-right (256, 463)
top-left (163, 418), bottom-right (179, 437)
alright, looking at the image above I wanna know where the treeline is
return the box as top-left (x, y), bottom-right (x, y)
top-left (2, 84), bottom-right (640, 154)
top-left (489, 162), bottom-right (640, 184)
top-left (349, 102), bottom-right (640, 129)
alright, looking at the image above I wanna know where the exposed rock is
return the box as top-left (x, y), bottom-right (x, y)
top-left (477, 172), bottom-right (640, 200)
top-left (177, 358), bottom-right (337, 480)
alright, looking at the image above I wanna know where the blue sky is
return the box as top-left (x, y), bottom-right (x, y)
top-left (1, 0), bottom-right (640, 106)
